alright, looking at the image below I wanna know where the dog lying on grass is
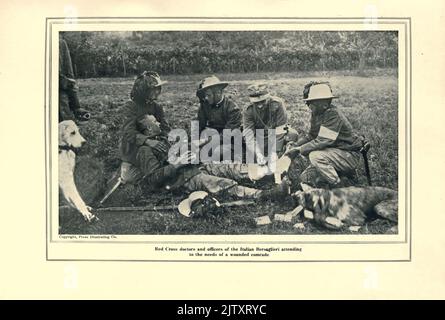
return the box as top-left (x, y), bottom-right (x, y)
top-left (59, 120), bottom-right (96, 222)
top-left (293, 186), bottom-right (398, 229)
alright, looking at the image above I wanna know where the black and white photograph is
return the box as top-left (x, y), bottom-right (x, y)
top-left (55, 26), bottom-right (402, 237)
top-left (6, 0), bottom-right (445, 299)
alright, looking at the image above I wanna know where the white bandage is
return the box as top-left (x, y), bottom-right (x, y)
top-left (275, 124), bottom-right (287, 135)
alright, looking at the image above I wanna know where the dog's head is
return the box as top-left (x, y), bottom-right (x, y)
top-left (58, 120), bottom-right (86, 149)
top-left (293, 188), bottom-right (331, 216)
top-left (294, 188), bottom-right (338, 229)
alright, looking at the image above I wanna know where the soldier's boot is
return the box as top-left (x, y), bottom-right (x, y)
top-left (332, 170), bottom-right (359, 189)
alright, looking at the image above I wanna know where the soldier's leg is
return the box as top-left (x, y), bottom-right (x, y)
top-left (201, 163), bottom-right (249, 183)
top-left (275, 132), bottom-right (286, 156)
top-left (308, 148), bottom-right (361, 186)
top-left (287, 155), bottom-right (310, 189)
top-left (183, 173), bottom-right (261, 198)
top-left (135, 145), bottom-right (161, 176)
top-left (59, 92), bottom-right (75, 122)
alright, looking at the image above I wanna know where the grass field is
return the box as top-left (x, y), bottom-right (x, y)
top-left (59, 69), bottom-right (399, 235)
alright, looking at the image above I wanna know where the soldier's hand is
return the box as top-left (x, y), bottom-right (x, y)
top-left (153, 140), bottom-right (169, 154)
top-left (285, 146), bottom-right (301, 159)
top-left (145, 139), bottom-right (158, 148)
top-left (171, 151), bottom-right (197, 168)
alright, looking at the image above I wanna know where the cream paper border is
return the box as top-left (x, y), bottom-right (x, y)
top-left (46, 18), bottom-right (410, 262)
top-left (3, 0), bottom-right (445, 299)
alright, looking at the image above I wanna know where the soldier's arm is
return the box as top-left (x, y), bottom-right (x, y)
top-left (155, 104), bottom-right (171, 135)
top-left (273, 102), bottom-right (288, 153)
top-left (122, 119), bottom-right (156, 148)
top-left (225, 100), bottom-right (242, 130)
top-left (295, 134), bottom-right (312, 146)
top-left (299, 111), bottom-right (342, 155)
top-left (122, 102), bottom-right (148, 146)
top-left (273, 101), bottom-right (288, 127)
top-left (197, 103), bottom-right (208, 133)
top-left (295, 115), bottom-right (318, 147)
top-left (243, 107), bottom-right (266, 163)
top-left (242, 106), bottom-right (257, 154)
top-left (135, 133), bottom-right (156, 146)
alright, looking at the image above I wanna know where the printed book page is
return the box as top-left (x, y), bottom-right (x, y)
top-left (0, 0), bottom-right (444, 299)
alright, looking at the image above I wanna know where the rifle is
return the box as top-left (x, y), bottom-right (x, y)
top-left (60, 199), bottom-right (256, 213)
top-left (360, 138), bottom-right (372, 186)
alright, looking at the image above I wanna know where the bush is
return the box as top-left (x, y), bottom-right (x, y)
top-left (63, 31), bottom-right (398, 78)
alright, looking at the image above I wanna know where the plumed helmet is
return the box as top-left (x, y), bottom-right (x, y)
top-left (130, 71), bottom-right (168, 104)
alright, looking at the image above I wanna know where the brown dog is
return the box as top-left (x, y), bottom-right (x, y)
top-left (294, 186), bottom-right (398, 229)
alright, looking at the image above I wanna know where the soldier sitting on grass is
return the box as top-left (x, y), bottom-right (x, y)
top-left (196, 75), bottom-right (242, 161)
top-left (106, 71), bottom-right (290, 204)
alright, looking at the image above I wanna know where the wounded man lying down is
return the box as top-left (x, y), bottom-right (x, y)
top-left (104, 114), bottom-right (289, 204)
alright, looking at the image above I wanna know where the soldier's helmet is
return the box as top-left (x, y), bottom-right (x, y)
top-left (302, 81), bottom-right (337, 103)
top-left (247, 82), bottom-right (271, 103)
top-left (196, 75), bottom-right (229, 98)
top-left (130, 71), bottom-right (168, 103)
top-left (178, 191), bottom-right (224, 218)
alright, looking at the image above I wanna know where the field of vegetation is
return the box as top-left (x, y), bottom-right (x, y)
top-left (63, 31), bottom-right (398, 77)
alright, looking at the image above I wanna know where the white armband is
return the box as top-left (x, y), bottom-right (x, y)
top-left (318, 126), bottom-right (339, 140)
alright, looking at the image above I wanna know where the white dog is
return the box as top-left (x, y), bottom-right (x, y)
top-left (59, 120), bottom-right (96, 222)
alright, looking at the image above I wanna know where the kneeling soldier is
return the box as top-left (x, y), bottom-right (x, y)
top-left (286, 82), bottom-right (362, 189)
top-left (243, 83), bottom-right (296, 164)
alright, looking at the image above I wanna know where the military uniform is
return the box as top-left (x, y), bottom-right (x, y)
top-left (59, 38), bottom-right (81, 121)
top-left (243, 95), bottom-right (288, 156)
top-left (121, 144), bottom-right (260, 198)
top-left (196, 75), bottom-right (243, 162)
top-left (198, 96), bottom-right (242, 133)
top-left (120, 100), bottom-right (171, 167)
top-left (119, 97), bottom-right (260, 198)
top-left (296, 105), bottom-right (362, 187)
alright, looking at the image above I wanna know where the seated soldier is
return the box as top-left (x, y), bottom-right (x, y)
top-left (196, 75), bottom-right (242, 162)
top-left (243, 83), bottom-right (297, 165)
top-left (120, 71), bottom-right (172, 174)
top-left (136, 114), bottom-right (170, 164)
top-left (285, 82), bottom-right (363, 189)
top-left (101, 72), bottom-right (289, 204)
